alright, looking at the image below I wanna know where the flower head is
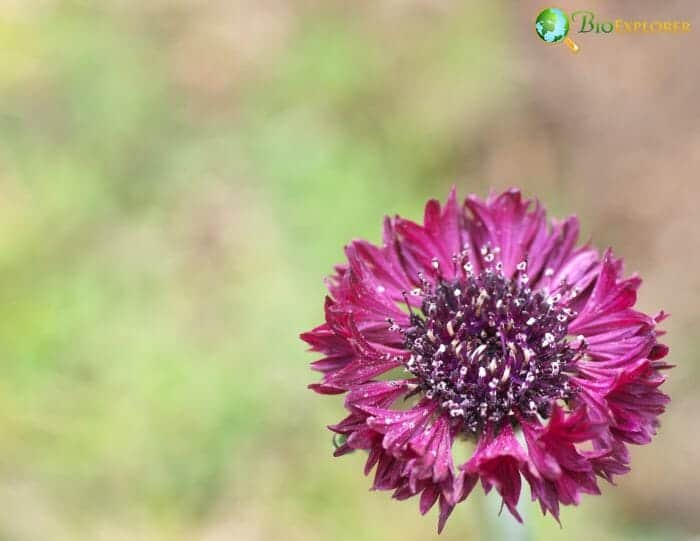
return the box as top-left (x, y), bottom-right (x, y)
top-left (301, 188), bottom-right (670, 532)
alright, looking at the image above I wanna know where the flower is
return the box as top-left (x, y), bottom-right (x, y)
top-left (301, 187), bottom-right (670, 532)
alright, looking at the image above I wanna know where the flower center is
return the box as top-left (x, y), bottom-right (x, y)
top-left (394, 261), bottom-right (582, 434)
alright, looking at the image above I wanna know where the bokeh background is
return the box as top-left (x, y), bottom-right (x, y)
top-left (0, 1), bottom-right (698, 539)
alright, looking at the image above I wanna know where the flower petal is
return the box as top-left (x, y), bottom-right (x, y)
top-left (463, 424), bottom-right (528, 521)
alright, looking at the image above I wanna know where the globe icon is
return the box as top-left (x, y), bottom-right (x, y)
top-left (535, 8), bottom-right (569, 42)
top-left (535, 8), bottom-right (579, 52)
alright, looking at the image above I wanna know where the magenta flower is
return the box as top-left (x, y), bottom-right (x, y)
top-left (301, 188), bottom-right (670, 532)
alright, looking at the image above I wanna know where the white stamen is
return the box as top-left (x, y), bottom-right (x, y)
top-left (542, 332), bottom-right (555, 347)
top-left (547, 293), bottom-right (562, 305)
top-left (488, 358), bottom-right (497, 373)
top-left (501, 365), bottom-right (511, 383)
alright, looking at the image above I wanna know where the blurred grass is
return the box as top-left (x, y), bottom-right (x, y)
top-left (0, 2), bottom-right (692, 540)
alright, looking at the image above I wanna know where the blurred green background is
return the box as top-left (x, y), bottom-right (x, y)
top-left (0, 1), bottom-right (697, 539)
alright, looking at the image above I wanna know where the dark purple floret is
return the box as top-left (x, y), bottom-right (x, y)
top-left (394, 254), bottom-right (582, 434)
